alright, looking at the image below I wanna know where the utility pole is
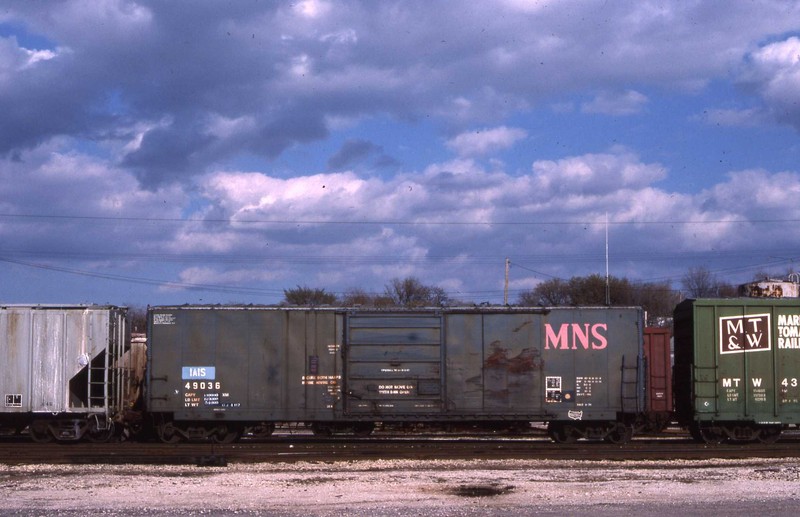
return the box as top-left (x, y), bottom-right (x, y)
top-left (504, 258), bottom-right (510, 305)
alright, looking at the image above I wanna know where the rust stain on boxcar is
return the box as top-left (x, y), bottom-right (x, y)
top-left (484, 341), bottom-right (542, 408)
top-left (484, 341), bottom-right (541, 373)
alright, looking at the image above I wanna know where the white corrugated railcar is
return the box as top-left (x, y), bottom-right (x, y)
top-left (0, 305), bottom-right (136, 441)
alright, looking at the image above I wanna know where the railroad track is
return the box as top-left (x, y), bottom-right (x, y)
top-left (2, 435), bottom-right (799, 466)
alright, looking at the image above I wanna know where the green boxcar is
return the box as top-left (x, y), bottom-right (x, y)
top-left (674, 298), bottom-right (800, 443)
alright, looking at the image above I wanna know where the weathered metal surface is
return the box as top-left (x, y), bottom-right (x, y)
top-left (674, 298), bottom-right (800, 426)
top-left (0, 305), bottom-right (127, 416)
top-left (445, 308), bottom-right (644, 422)
top-left (345, 313), bottom-right (443, 415)
top-left (345, 307), bottom-right (644, 422)
top-left (147, 306), bottom-right (644, 426)
top-left (147, 307), bottom-right (343, 423)
top-left (116, 335), bottom-right (147, 410)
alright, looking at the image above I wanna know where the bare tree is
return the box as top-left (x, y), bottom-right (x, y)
top-left (340, 288), bottom-right (395, 308)
top-left (717, 282), bottom-right (738, 298)
top-left (341, 288), bottom-right (374, 307)
top-left (127, 306), bottom-right (148, 334)
top-left (384, 277), bottom-right (448, 307)
top-left (519, 275), bottom-right (637, 306)
top-left (517, 275), bottom-right (678, 325)
top-left (681, 267), bottom-right (716, 297)
top-left (630, 281), bottom-right (681, 326)
top-left (519, 278), bottom-right (571, 306)
top-left (283, 285), bottom-right (338, 306)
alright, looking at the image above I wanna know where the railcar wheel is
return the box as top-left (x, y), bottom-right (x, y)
top-left (85, 417), bottom-right (115, 443)
top-left (211, 425), bottom-right (241, 444)
top-left (157, 423), bottom-right (183, 444)
top-left (311, 423), bottom-right (332, 436)
top-left (29, 421), bottom-right (53, 443)
top-left (248, 423), bottom-right (276, 439)
top-left (757, 425), bottom-right (782, 444)
top-left (547, 423), bottom-right (578, 444)
top-left (353, 422), bottom-right (375, 437)
top-left (604, 424), bottom-right (633, 444)
top-left (698, 426), bottom-right (725, 445)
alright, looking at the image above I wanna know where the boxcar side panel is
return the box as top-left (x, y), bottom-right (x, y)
top-left (643, 327), bottom-right (672, 414)
top-left (0, 309), bottom-right (32, 413)
top-left (1, 306), bottom-right (123, 417)
top-left (443, 314), bottom-right (484, 412)
top-left (479, 313), bottom-right (543, 413)
top-left (678, 299), bottom-right (800, 426)
top-left (539, 307), bottom-right (643, 421)
top-left (147, 307), bottom-right (342, 423)
top-left (345, 313), bottom-right (443, 416)
top-left (443, 308), bottom-right (643, 421)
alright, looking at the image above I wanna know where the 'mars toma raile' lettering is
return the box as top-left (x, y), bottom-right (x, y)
top-left (545, 323), bottom-right (608, 350)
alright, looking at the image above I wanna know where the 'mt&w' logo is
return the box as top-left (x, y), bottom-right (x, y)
top-left (719, 314), bottom-right (771, 354)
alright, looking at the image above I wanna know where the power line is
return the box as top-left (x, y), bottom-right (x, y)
top-left (2, 212), bottom-right (800, 227)
top-left (1, 247), bottom-right (796, 265)
top-left (0, 257), bottom-right (285, 297)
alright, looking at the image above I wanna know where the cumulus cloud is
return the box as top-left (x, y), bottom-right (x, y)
top-left (740, 36), bottom-right (800, 129)
top-left (2, 134), bottom-right (799, 303)
top-left (581, 90), bottom-right (648, 115)
top-left (446, 126), bottom-right (527, 157)
top-left (2, 1), bottom-right (798, 186)
top-left (530, 149), bottom-right (667, 197)
top-left (3, 2), bottom-right (800, 304)
top-left (327, 139), bottom-right (398, 171)
top-left (162, 150), bottom-right (797, 294)
top-left (697, 108), bottom-right (769, 127)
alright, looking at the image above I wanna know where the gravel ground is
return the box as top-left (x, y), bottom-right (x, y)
top-left (3, 457), bottom-right (800, 516)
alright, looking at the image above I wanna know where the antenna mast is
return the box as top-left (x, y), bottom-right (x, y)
top-left (605, 213), bottom-right (610, 305)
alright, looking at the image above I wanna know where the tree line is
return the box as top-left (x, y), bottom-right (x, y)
top-left (281, 266), bottom-right (794, 327)
top-left (283, 275), bottom-right (681, 326)
top-left (124, 266), bottom-right (790, 331)
top-left (283, 277), bottom-right (450, 309)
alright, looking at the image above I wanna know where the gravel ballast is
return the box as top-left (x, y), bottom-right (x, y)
top-left (3, 457), bottom-right (800, 516)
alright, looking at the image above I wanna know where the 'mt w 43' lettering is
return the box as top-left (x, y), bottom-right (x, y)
top-left (545, 323), bottom-right (608, 350)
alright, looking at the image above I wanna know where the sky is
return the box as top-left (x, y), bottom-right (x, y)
top-left (1, 0), bottom-right (800, 308)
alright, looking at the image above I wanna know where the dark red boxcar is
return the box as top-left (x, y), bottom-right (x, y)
top-left (642, 327), bottom-right (673, 430)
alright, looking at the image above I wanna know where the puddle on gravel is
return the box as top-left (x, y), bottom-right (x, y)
top-left (447, 483), bottom-right (515, 497)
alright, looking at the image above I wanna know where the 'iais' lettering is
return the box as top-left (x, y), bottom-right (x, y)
top-left (545, 323), bottom-right (608, 350)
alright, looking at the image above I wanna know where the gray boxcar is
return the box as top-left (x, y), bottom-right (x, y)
top-left (0, 305), bottom-right (133, 441)
top-left (347, 307), bottom-right (644, 442)
top-left (674, 298), bottom-right (800, 443)
top-left (146, 305), bottom-right (644, 443)
top-left (147, 306), bottom-right (343, 442)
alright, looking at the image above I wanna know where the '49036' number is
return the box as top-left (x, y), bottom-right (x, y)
top-left (185, 381), bottom-right (221, 390)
